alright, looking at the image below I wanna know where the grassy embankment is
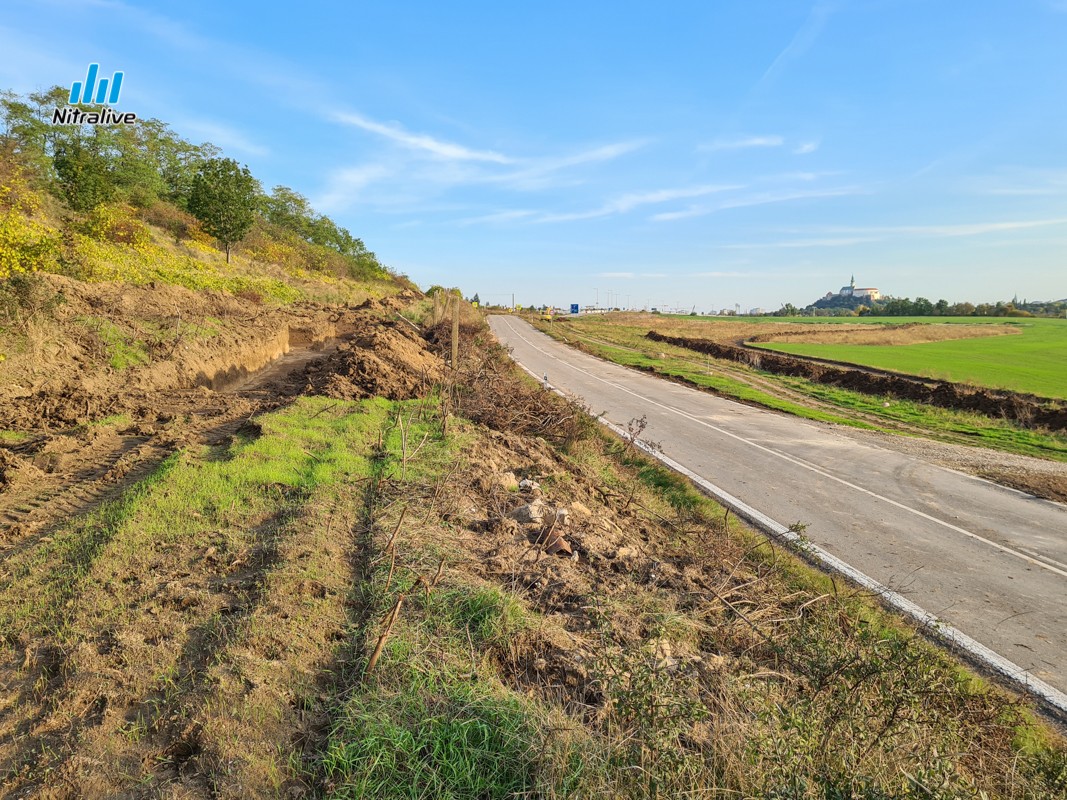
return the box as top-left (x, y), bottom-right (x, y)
top-left (3, 335), bottom-right (1066, 797)
top-left (534, 314), bottom-right (1067, 462)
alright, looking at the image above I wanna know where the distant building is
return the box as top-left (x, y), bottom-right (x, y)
top-left (749, 307), bottom-right (765, 316)
top-left (839, 275), bottom-right (880, 302)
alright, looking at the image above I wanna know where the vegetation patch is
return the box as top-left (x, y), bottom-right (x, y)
top-left (534, 314), bottom-right (1067, 462)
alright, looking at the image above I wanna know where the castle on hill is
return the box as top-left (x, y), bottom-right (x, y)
top-left (837, 275), bottom-right (880, 301)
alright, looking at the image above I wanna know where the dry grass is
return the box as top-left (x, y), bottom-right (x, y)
top-left (2, 311), bottom-right (1065, 799)
top-left (751, 321), bottom-right (1018, 346)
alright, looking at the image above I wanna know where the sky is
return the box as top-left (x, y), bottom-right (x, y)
top-left (2, 0), bottom-right (1066, 312)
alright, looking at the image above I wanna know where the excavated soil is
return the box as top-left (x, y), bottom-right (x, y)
top-left (0, 282), bottom-right (437, 540)
top-left (647, 330), bottom-right (1067, 431)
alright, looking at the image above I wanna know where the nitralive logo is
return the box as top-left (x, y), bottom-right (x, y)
top-left (51, 63), bottom-right (137, 125)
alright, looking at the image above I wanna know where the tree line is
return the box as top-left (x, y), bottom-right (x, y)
top-left (1, 86), bottom-right (385, 278)
top-left (781, 295), bottom-right (1065, 318)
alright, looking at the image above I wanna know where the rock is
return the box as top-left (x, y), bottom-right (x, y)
top-left (568, 501), bottom-right (592, 519)
top-left (510, 498), bottom-right (545, 524)
top-left (545, 506), bottom-right (569, 526)
top-left (499, 471), bottom-right (520, 490)
top-left (543, 532), bottom-right (572, 556)
top-left (518, 478), bottom-right (541, 493)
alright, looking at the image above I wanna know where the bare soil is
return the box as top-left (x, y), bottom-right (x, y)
top-left (0, 281), bottom-right (429, 544)
top-left (0, 296), bottom-right (1064, 797)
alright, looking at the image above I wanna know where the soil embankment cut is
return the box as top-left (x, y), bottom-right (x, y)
top-left (0, 286), bottom-right (436, 541)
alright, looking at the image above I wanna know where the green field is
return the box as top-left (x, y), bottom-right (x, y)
top-left (748, 317), bottom-right (1067, 399)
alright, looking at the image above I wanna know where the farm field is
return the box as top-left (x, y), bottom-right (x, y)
top-left (532, 313), bottom-right (1067, 488)
top-left (749, 316), bottom-right (1067, 400)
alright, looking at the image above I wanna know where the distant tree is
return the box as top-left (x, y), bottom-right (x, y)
top-left (263, 185), bottom-right (315, 238)
top-left (471, 293), bottom-right (480, 305)
top-left (188, 158), bottom-right (259, 262)
top-left (934, 298), bottom-right (949, 315)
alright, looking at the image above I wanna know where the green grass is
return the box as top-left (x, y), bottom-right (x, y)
top-left (0, 429), bottom-right (34, 444)
top-left (322, 660), bottom-right (579, 800)
top-left (543, 318), bottom-right (1067, 461)
top-left (0, 396), bottom-right (391, 644)
top-left (79, 315), bottom-right (151, 370)
top-left (591, 339), bottom-right (869, 428)
top-left (753, 317), bottom-right (1067, 399)
top-left (657, 313), bottom-right (1067, 399)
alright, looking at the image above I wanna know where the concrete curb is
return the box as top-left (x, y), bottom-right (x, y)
top-left (516, 361), bottom-right (1067, 723)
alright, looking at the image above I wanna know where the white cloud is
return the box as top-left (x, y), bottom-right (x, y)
top-left (901, 219), bottom-right (1067, 237)
top-left (596, 272), bottom-right (635, 278)
top-left (458, 210), bottom-right (538, 226)
top-left (651, 186), bottom-right (864, 221)
top-left (814, 218), bottom-right (1067, 238)
top-left (793, 140), bottom-right (820, 155)
top-left (721, 236), bottom-right (881, 249)
top-left (334, 110), bottom-right (514, 163)
top-left (690, 271), bottom-right (751, 278)
top-left (699, 135), bottom-right (784, 152)
top-left (755, 1), bottom-right (835, 90)
top-left (314, 164), bottom-right (393, 211)
top-left (175, 119), bottom-right (269, 157)
top-left (484, 140), bottom-right (647, 190)
top-left (537, 183), bottom-right (742, 223)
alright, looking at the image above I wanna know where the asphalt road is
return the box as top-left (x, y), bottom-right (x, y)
top-left (489, 315), bottom-right (1067, 694)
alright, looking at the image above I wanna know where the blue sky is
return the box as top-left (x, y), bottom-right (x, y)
top-left (3, 0), bottom-right (1066, 311)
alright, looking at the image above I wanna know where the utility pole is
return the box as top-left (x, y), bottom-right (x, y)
top-left (594, 287), bottom-right (598, 309)
top-left (511, 293), bottom-right (515, 312)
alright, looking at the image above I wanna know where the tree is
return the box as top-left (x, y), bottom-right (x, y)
top-left (263, 185), bottom-right (315, 238)
top-left (188, 157), bottom-right (259, 262)
top-left (53, 137), bottom-right (114, 211)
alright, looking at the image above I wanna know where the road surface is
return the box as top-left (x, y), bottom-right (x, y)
top-left (489, 315), bottom-right (1067, 695)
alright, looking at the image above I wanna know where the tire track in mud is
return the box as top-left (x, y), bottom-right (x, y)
top-left (0, 334), bottom-right (342, 551)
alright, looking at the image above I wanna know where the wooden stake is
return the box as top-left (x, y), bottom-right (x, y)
top-left (451, 294), bottom-right (460, 371)
top-left (365, 594), bottom-right (405, 676)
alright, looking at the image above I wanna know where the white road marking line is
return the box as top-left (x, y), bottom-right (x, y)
top-left (499, 323), bottom-right (1067, 718)
top-left (498, 317), bottom-right (1067, 580)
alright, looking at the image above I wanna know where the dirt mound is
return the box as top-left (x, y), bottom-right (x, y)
top-left (302, 321), bottom-right (444, 401)
top-left (647, 330), bottom-right (1067, 431)
top-left (355, 287), bottom-right (423, 314)
top-left (0, 448), bottom-right (42, 488)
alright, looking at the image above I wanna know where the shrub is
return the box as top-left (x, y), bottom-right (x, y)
top-left (139, 201), bottom-right (202, 243)
top-left (0, 210), bottom-right (60, 280)
top-left (76, 203), bottom-right (152, 248)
